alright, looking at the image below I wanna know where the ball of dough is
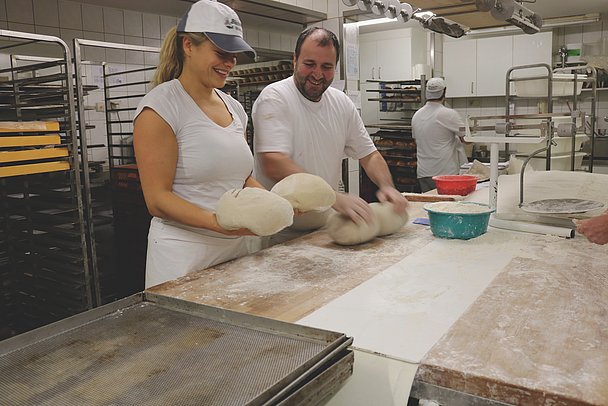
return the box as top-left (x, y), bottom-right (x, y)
top-left (216, 188), bottom-right (293, 236)
top-left (291, 209), bottom-right (331, 231)
top-left (370, 202), bottom-right (409, 236)
top-left (271, 173), bottom-right (336, 212)
top-left (327, 211), bottom-right (380, 246)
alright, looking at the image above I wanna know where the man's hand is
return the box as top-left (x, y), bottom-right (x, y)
top-left (333, 193), bottom-right (374, 224)
top-left (376, 186), bottom-right (408, 213)
top-left (574, 211), bottom-right (608, 245)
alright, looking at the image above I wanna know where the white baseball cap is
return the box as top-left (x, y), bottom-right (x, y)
top-left (426, 77), bottom-right (446, 100)
top-left (177, 0), bottom-right (256, 59)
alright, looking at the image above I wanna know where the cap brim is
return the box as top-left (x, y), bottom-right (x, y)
top-left (205, 32), bottom-right (256, 60)
top-left (426, 89), bottom-right (445, 99)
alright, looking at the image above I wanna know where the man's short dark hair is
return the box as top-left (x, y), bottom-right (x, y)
top-left (294, 27), bottom-right (340, 63)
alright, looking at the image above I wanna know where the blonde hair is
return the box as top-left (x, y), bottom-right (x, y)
top-left (151, 27), bottom-right (208, 87)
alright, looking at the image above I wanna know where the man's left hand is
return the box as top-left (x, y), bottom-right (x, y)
top-left (376, 186), bottom-right (408, 213)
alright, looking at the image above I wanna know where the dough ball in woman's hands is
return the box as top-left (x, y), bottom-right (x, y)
top-left (327, 211), bottom-right (380, 246)
top-left (271, 173), bottom-right (336, 212)
top-left (370, 202), bottom-right (409, 236)
top-left (216, 188), bottom-right (293, 236)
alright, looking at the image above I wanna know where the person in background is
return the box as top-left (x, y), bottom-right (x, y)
top-left (412, 77), bottom-right (468, 193)
top-left (575, 211), bottom-right (608, 245)
top-left (133, 0), bottom-right (261, 288)
top-left (252, 27), bottom-right (407, 233)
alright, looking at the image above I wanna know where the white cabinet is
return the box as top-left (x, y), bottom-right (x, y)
top-left (512, 31), bottom-right (553, 75)
top-left (443, 32), bottom-right (552, 98)
top-left (443, 39), bottom-right (477, 97)
top-left (477, 36), bottom-right (513, 96)
top-left (444, 36), bottom-right (513, 97)
top-left (359, 28), bottom-right (415, 81)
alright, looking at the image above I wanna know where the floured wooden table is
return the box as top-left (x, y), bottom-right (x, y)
top-left (148, 204), bottom-right (433, 323)
top-left (411, 233), bottom-right (608, 406)
top-left (149, 197), bottom-right (608, 405)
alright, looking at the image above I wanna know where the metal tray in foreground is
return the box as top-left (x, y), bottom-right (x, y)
top-left (0, 292), bottom-right (353, 405)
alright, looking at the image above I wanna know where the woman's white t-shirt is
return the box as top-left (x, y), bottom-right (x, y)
top-left (134, 79), bottom-right (256, 287)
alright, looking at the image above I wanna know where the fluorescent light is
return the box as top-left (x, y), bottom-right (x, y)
top-left (467, 13), bottom-right (601, 36)
top-left (346, 17), bottom-right (394, 27)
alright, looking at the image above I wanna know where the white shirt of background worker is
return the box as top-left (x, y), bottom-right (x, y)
top-left (253, 27), bottom-right (407, 227)
top-left (412, 77), bottom-right (468, 193)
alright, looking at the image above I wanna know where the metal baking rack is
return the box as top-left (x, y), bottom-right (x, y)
top-left (0, 29), bottom-right (91, 339)
top-left (463, 64), bottom-right (600, 235)
top-left (73, 39), bottom-right (160, 302)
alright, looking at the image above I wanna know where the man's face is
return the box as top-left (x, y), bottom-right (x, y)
top-left (293, 35), bottom-right (337, 102)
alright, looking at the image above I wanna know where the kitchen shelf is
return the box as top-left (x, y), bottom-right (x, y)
top-left (361, 77), bottom-right (426, 199)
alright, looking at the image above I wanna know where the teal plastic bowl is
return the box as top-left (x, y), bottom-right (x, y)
top-left (424, 202), bottom-right (495, 240)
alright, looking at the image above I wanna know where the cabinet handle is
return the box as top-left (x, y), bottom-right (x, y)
top-left (371, 67), bottom-right (375, 80)
top-left (378, 66), bottom-right (382, 79)
top-left (471, 82), bottom-right (474, 94)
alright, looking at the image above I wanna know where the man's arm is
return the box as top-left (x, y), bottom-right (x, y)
top-left (257, 151), bottom-right (304, 183)
top-left (360, 151), bottom-right (408, 213)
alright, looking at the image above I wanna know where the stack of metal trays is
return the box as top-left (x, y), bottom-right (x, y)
top-left (0, 293), bottom-right (354, 405)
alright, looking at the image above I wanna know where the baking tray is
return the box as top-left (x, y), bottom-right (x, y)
top-left (0, 292), bottom-right (353, 405)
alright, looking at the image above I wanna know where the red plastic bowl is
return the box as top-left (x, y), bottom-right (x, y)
top-left (432, 175), bottom-right (478, 196)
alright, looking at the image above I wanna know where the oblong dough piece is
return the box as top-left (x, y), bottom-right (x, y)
top-left (271, 173), bottom-right (336, 212)
top-left (327, 211), bottom-right (380, 246)
top-left (291, 209), bottom-right (331, 231)
top-left (216, 188), bottom-right (293, 236)
top-left (370, 202), bottom-right (409, 236)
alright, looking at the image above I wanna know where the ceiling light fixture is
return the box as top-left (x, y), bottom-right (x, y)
top-left (466, 13), bottom-right (600, 36)
top-left (342, 0), bottom-right (468, 38)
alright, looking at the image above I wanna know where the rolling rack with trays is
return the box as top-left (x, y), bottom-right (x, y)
top-left (0, 29), bottom-right (92, 339)
top-left (73, 38), bottom-right (161, 300)
top-left (361, 76), bottom-right (426, 200)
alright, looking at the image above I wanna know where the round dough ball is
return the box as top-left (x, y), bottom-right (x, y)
top-left (327, 211), bottom-right (380, 246)
top-left (271, 173), bottom-right (336, 212)
top-left (291, 209), bottom-right (331, 231)
top-left (216, 188), bottom-right (293, 236)
top-left (370, 202), bottom-right (409, 236)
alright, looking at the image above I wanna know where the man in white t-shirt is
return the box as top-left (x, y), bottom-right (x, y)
top-left (253, 27), bottom-right (407, 229)
top-left (412, 77), bottom-right (468, 193)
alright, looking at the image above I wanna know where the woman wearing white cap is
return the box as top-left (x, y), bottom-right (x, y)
top-left (411, 77), bottom-right (468, 193)
top-left (133, 0), bottom-right (261, 288)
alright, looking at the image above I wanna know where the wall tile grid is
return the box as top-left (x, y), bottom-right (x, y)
top-left (0, 0), bottom-right (177, 164)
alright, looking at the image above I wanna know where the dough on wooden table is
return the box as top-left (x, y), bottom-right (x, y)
top-left (370, 202), bottom-right (409, 236)
top-left (216, 188), bottom-right (293, 236)
top-left (291, 209), bottom-right (331, 231)
top-left (327, 211), bottom-right (380, 246)
top-left (271, 173), bottom-right (336, 212)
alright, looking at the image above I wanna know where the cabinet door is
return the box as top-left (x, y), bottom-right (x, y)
top-left (359, 40), bottom-right (378, 81)
top-left (512, 31), bottom-right (552, 75)
top-left (476, 36), bottom-right (513, 97)
top-left (377, 37), bottom-right (412, 81)
top-left (443, 39), bottom-right (477, 97)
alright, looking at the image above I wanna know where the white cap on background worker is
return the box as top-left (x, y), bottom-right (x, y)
top-left (426, 77), bottom-right (446, 100)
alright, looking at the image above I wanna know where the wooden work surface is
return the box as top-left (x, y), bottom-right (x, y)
top-left (149, 199), bottom-right (608, 405)
top-left (148, 204), bottom-right (432, 323)
top-left (414, 231), bottom-right (608, 405)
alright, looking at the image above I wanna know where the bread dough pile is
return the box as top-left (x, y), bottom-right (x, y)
top-left (327, 202), bottom-right (409, 245)
top-left (271, 173), bottom-right (336, 212)
top-left (216, 188), bottom-right (293, 236)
